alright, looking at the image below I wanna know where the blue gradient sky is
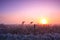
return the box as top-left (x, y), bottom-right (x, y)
top-left (0, 0), bottom-right (60, 24)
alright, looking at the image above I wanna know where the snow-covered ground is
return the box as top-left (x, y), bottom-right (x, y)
top-left (0, 33), bottom-right (60, 40)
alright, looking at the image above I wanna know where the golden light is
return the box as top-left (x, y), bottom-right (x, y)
top-left (41, 18), bottom-right (47, 24)
top-left (37, 17), bottom-right (49, 24)
top-left (38, 18), bottom-right (48, 24)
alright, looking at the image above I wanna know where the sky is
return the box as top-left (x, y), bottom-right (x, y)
top-left (0, 0), bottom-right (60, 24)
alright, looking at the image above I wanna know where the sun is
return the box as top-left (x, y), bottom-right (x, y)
top-left (38, 18), bottom-right (48, 24)
top-left (41, 18), bottom-right (47, 24)
top-left (37, 17), bottom-right (48, 24)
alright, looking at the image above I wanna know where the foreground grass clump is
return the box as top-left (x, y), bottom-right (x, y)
top-left (0, 33), bottom-right (60, 40)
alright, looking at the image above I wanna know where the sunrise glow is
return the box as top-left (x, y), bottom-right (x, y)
top-left (39, 18), bottom-right (48, 24)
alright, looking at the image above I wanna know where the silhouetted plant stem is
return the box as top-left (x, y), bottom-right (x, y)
top-left (34, 24), bottom-right (36, 35)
